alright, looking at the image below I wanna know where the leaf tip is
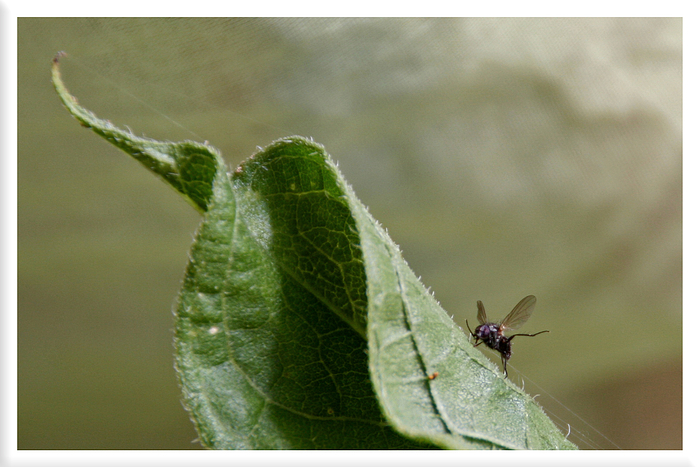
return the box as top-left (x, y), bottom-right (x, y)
top-left (53, 50), bottom-right (68, 64)
top-left (53, 50), bottom-right (67, 65)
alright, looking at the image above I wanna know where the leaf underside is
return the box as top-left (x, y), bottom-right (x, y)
top-left (52, 54), bottom-right (576, 450)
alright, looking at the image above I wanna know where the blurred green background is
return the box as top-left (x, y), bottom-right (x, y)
top-left (18, 18), bottom-right (681, 449)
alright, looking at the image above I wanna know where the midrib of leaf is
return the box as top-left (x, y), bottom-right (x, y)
top-left (387, 244), bottom-right (456, 442)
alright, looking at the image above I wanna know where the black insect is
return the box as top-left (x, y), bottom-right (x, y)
top-left (465, 295), bottom-right (548, 378)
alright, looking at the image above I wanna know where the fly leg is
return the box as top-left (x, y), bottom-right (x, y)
top-left (465, 319), bottom-right (481, 346)
top-left (508, 330), bottom-right (549, 338)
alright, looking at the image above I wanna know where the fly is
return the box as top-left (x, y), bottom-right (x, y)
top-left (465, 295), bottom-right (548, 378)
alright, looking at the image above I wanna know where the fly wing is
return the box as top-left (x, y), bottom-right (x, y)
top-left (500, 295), bottom-right (537, 332)
top-left (476, 300), bottom-right (488, 324)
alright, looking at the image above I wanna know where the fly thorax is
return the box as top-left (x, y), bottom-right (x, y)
top-left (476, 324), bottom-right (497, 340)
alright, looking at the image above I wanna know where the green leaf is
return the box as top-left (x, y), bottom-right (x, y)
top-left (51, 52), bottom-right (222, 214)
top-left (52, 53), bottom-right (576, 450)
